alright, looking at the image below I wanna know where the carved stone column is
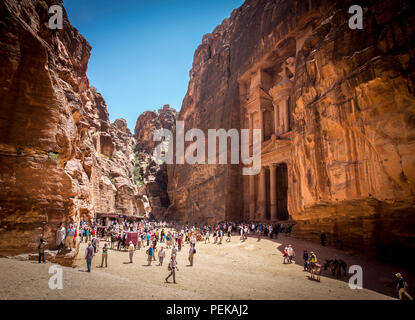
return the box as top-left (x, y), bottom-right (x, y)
top-left (249, 175), bottom-right (255, 220)
top-left (269, 163), bottom-right (277, 221)
top-left (257, 167), bottom-right (266, 221)
top-left (249, 113), bottom-right (254, 146)
top-left (273, 103), bottom-right (279, 136)
top-left (259, 109), bottom-right (264, 142)
top-left (269, 57), bottom-right (295, 136)
top-left (281, 98), bottom-right (289, 133)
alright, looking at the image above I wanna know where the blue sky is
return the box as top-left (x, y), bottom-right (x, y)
top-left (64, 0), bottom-right (244, 131)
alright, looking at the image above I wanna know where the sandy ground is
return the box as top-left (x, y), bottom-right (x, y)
top-left (0, 232), bottom-right (412, 300)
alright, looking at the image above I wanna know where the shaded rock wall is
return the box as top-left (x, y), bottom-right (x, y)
top-left (167, 0), bottom-right (415, 260)
top-left (0, 0), bottom-right (144, 257)
top-left (134, 105), bottom-right (176, 219)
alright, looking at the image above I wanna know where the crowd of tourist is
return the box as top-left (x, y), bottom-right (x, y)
top-left (33, 217), bottom-right (413, 299)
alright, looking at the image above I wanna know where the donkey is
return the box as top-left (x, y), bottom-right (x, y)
top-left (324, 259), bottom-right (347, 279)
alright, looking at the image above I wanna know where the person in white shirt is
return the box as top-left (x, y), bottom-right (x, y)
top-left (128, 241), bottom-right (135, 263)
top-left (190, 234), bottom-right (196, 247)
top-left (287, 244), bottom-right (295, 263)
top-left (171, 245), bottom-right (177, 258)
top-left (56, 223), bottom-right (66, 252)
top-left (226, 225), bottom-right (232, 242)
top-left (158, 246), bottom-right (166, 266)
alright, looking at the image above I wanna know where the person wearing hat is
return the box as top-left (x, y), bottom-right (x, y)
top-left (165, 255), bottom-right (179, 284)
top-left (128, 241), bottom-right (135, 263)
top-left (395, 273), bottom-right (413, 300)
top-left (309, 251), bottom-right (317, 268)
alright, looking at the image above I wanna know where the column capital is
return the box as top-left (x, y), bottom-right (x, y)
top-left (268, 163), bottom-right (277, 170)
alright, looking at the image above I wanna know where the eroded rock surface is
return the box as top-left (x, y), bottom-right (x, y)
top-left (133, 105), bottom-right (176, 219)
top-left (0, 0), bottom-right (145, 259)
top-left (166, 0), bottom-right (415, 263)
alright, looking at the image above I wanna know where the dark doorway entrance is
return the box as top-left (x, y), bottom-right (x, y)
top-left (276, 163), bottom-right (289, 220)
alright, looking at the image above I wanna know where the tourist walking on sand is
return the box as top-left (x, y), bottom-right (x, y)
top-left (166, 233), bottom-right (172, 248)
top-left (137, 235), bottom-right (141, 250)
top-left (188, 245), bottom-right (196, 266)
top-left (56, 223), bottom-right (66, 252)
top-left (38, 238), bottom-right (47, 263)
top-left (257, 226), bottom-right (262, 242)
top-left (190, 234), bottom-right (196, 247)
top-left (205, 229), bottom-right (210, 243)
top-left (84, 228), bottom-right (89, 243)
top-left (165, 255), bottom-right (178, 284)
top-left (303, 249), bottom-right (309, 271)
top-left (146, 245), bottom-right (153, 266)
top-left (158, 246), bottom-right (166, 266)
top-left (101, 243), bottom-right (108, 268)
top-left (287, 244), bottom-right (295, 263)
top-left (282, 246), bottom-right (289, 264)
top-left (218, 230), bottom-right (224, 244)
top-left (146, 232), bottom-right (151, 246)
top-left (128, 241), bottom-right (135, 263)
top-left (171, 245), bottom-right (178, 258)
top-left (395, 273), bottom-right (413, 300)
top-left (65, 224), bottom-right (75, 250)
top-left (152, 242), bottom-right (157, 261)
top-left (178, 236), bottom-right (182, 251)
top-left (85, 242), bottom-right (94, 272)
top-left (226, 225), bottom-right (232, 242)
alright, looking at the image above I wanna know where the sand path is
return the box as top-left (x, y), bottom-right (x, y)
top-left (1, 232), bottom-right (409, 299)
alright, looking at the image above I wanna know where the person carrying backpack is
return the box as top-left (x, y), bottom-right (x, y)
top-left (188, 245), bottom-right (196, 266)
top-left (165, 255), bottom-right (179, 284)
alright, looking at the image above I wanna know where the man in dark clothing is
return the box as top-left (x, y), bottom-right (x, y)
top-left (396, 273), bottom-right (413, 300)
top-left (38, 238), bottom-right (47, 263)
top-left (320, 233), bottom-right (326, 246)
top-left (274, 224), bottom-right (279, 239)
top-left (85, 243), bottom-right (94, 272)
top-left (303, 249), bottom-right (309, 271)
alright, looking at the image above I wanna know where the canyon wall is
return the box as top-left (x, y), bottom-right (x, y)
top-left (0, 0), bottom-right (145, 259)
top-left (167, 0), bottom-right (415, 261)
top-left (134, 105), bottom-right (176, 219)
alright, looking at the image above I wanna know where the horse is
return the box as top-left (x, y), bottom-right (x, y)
top-left (324, 259), bottom-right (347, 279)
top-left (309, 263), bottom-right (322, 282)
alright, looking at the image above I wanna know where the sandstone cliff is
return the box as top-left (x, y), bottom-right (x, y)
top-left (166, 0), bottom-right (415, 263)
top-left (0, 0), bottom-right (145, 260)
top-left (134, 105), bottom-right (177, 219)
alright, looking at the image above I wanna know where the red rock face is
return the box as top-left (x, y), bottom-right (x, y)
top-left (133, 105), bottom-right (177, 219)
top-left (0, 0), bottom-right (145, 258)
top-left (166, 0), bottom-right (415, 262)
top-left (134, 105), bottom-right (177, 153)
